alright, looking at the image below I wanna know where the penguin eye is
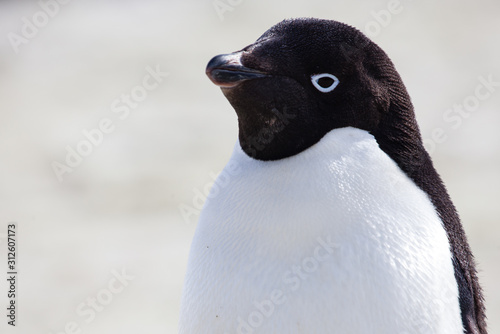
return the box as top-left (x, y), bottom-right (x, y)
top-left (311, 73), bottom-right (339, 93)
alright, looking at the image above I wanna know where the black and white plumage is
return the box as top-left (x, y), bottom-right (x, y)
top-left (179, 18), bottom-right (486, 334)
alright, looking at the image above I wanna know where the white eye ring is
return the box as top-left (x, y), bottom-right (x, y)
top-left (311, 73), bottom-right (340, 93)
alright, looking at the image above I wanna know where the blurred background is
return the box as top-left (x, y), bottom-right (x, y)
top-left (0, 0), bottom-right (498, 333)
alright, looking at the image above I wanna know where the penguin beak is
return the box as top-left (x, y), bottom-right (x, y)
top-left (206, 53), bottom-right (268, 88)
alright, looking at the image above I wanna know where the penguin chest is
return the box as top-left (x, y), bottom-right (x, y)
top-left (179, 128), bottom-right (462, 334)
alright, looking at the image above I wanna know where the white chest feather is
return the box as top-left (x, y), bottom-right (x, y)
top-left (179, 127), bottom-right (462, 334)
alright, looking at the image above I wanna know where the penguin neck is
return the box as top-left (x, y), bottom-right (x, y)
top-left (371, 96), bottom-right (448, 210)
top-left (372, 98), bottom-right (428, 185)
top-left (365, 47), bottom-right (435, 189)
top-left (370, 90), bottom-right (461, 235)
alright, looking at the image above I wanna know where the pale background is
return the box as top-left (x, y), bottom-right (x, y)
top-left (0, 0), bottom-right (498, 333)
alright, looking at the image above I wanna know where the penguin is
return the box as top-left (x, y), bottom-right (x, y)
top-left (179, 18), bottom-right (486, 334)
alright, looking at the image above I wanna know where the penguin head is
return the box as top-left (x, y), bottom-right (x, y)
top-left (206, 18), bottom-right (418, 160)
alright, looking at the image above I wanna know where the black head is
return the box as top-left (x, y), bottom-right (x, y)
top-left (206, 17), bottom-right (420, 161)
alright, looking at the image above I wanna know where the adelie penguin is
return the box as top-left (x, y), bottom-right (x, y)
top-left (179, 18), bottom-right (486, 333)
